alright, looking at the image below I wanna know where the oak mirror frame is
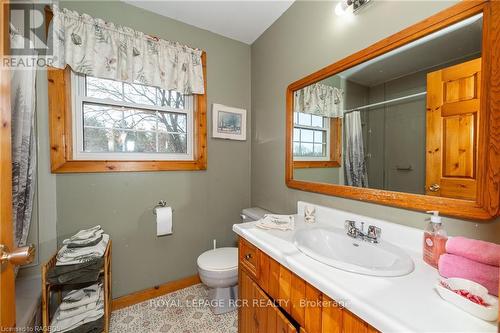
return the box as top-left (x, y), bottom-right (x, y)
top-left (285, 1), bottom-right (500, 221)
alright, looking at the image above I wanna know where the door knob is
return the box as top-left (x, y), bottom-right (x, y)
top-left (428, 183), bottom-right (440, 192)
top-left (0, 244), bottom-right (35, 266)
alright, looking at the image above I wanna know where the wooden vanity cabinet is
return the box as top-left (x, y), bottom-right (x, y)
top-left (238, 237), bottom-right (378, 333)
top-left (240, 269), bottom-right (297, 333)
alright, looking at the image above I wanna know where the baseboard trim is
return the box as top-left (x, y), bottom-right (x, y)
top-left (111, 275), bottom-right (201, 311)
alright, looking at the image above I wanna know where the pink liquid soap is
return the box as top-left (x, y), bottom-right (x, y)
top-left (423, 211), bottom-right (448, 268)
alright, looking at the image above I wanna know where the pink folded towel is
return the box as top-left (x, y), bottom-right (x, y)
top-left (438, 254), bottom-right (499, 296)
top-left (446, 236), bottom-right (500, 266)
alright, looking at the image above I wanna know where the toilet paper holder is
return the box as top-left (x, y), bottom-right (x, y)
top-left (153, 200), bottom-right (172, 215)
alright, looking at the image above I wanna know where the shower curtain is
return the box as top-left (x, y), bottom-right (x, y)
top-left (10, 31), bottom-right (37, 252)
top-left (344, 111), bottom-right (368, 187)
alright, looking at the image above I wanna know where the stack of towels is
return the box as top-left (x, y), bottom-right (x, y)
top-left (256, 214), bottom-right (295, 231)
top-left (51, 283), bottom-right (104, 333)
top-left (48, 226), bottom-right (109, 285)
top-left (438, 236), bottom-right (500, 296)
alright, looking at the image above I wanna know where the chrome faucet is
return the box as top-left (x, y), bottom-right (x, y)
top-left (344, 220), bottom-right (382, 243)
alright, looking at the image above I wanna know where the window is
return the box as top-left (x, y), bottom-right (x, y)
top-left (47, 53), bottom-right (206, 173)
top-left (72, 74), bottom-right (193, 161)
top-left (292, 112), bottom-right (342, 168)
top-left (293, 112), bottom-right (330, 160)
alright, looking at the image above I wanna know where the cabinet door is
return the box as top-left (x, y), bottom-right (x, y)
top-left (240, 270), bottom-right (256, 333)
top-left (342, 310), bottom-right (379, 333)
top-left (321, 295), bottom-right (342, 333)
top-left (304, 284), bottom-right (322, 333)
top-left (257, 281), bottom-right (297, 333)
top-left (426, 57), bottom-right (481, 200)
top-left (240, 269), bottom-right (297, 333)
top-left (342, 311), bottom-right (368, 333)
top-left (275, 310), bottom-right (296, 333)
top-left (252, 277), bottom-right (268, 333)
top-left (321, 295), bottom-right (379, 333)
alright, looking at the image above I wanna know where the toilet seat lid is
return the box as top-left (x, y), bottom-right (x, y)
top-left (198, 247), bottom-right (238, 271)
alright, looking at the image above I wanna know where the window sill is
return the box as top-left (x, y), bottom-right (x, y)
top-left (51, 159), bottom-right (207, 173)
top-left (293, 161), bottom-right (340, 169)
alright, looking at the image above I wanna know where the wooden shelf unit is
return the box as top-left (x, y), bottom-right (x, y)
top-left (41, 240), bottom-right (112, 333)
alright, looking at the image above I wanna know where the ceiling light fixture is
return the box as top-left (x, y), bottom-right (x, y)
top-left (335, 0), bottom-right (372, 16)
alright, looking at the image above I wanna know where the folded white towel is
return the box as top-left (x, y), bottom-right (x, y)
top-left (53, 303), bottom-right (103, 332)
top-left (59, 283), bottom-right (101, 311)
top-left (56, 285), bottom-right (101, 320)
top-left (62, 230), bottom-right (103, 246)
top-left (52, 287), bottom-right (104, 332)
top-left (68, 226), bottom-right (102, 241)
top-left (263, 214), bottom-right (293, 224)
top-left (56, 234), bottom-right (109, 266)
top-left (256, 214), bottom-right (295, 231)
top-left (56, 312), bottom-right (104, 333)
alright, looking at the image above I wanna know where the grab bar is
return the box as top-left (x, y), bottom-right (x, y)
top-left (396, 165), bottom-right (413, 171)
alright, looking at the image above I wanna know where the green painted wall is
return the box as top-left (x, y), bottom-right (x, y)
top-left (55, 1), bottom-right (251, 297)
top-left (294, 167), bottom-right (341, 184)
top-left (250, 1), bottom-right (500, 241)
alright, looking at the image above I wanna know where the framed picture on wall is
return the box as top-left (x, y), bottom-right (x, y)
top-left (212, 104), bottom-right (247, 141)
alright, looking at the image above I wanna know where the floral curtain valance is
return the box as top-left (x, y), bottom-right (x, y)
top-left (294, 83), bottom-right (344, 118)
top-left (50, 5), bottom-right (205, 94)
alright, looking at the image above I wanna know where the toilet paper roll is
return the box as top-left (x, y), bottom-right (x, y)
top-left (156, 206), bottom-right (172, 236)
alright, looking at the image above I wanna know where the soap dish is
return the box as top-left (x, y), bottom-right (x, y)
top-left (436, 277), bottom-right (498, 322)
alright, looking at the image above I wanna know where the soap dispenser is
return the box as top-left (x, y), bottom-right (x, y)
top-left (423, 211), bottom-right (448, 268)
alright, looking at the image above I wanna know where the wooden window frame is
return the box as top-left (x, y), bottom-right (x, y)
top-left (285, 0), bottom-right (500, 220)
top-left (45, 8), bottom-right (207, 173)
top-left (293, 117), bottom-right (342, 169)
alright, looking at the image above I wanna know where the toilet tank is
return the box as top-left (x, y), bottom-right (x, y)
top-left (240, 207), bottom-right (270, 222)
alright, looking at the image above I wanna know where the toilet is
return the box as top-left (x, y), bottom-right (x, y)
top-left (197, 207), bottom-right (270, 314)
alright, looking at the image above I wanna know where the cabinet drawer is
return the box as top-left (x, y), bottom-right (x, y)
top-left (239, 238), bottom-right (258, 278)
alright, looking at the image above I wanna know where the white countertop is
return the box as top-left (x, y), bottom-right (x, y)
top-left (233, 202), bottom-right (497, 333)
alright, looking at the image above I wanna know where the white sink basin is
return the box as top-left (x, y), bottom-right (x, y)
top-left (293, 226), bottom-right (414, 277)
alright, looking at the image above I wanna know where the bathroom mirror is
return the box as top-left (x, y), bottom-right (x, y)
top-left (286, 1), bottom-right (500, 220)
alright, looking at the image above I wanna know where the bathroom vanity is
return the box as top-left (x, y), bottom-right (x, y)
top-left (234, 202), bottom-right (497, 333)
top-left (238, 237), bottom-right (377, 333)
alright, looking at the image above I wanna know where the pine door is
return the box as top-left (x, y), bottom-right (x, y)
top-left (1, 1), bottom-right (15, 328)
top-left (426, 57), bottom-right (481, 200)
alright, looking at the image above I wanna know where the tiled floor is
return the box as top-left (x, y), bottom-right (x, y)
top-left (110, 284), bottom-right (238, 333)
